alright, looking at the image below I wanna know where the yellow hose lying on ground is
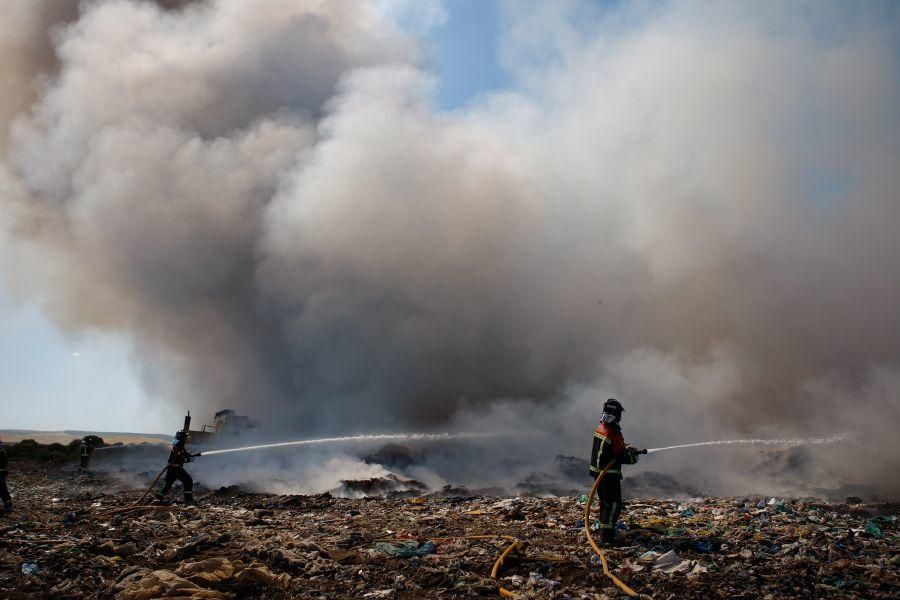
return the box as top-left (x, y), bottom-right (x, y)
top-left (491, 539), bottom-right (525, 597)
top-left (583, 459), bottom-right (639, 597)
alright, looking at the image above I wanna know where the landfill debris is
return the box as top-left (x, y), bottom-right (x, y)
top-left (0, 458), bottom-right (897, 598)
top-left (652, 550), bottom-right (693, 573)
top-left (866, 521), bottom-right (885, 538)
top-left (372, 540), bottom-right (436, 557)
top-left (115, 542), bottom-right (140, 557)
top-left (116, 569), bottom-right (226, 600)
top-left (335, 474), bottom-right (427, 498)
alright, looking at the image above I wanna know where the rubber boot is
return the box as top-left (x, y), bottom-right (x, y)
top-left (600, 528), bottom-right (616, 547)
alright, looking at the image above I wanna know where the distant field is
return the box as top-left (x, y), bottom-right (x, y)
top-left (0, 430), bottom-right (169, 445)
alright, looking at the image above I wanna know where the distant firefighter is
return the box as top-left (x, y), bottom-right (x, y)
top-left (589, 398), bottom-right (641, 545)
top-left (156, 431), bottom-right (195, 504)
top-left (78, 436), bottom-right (94, 471)
top-left (0, 436), bottom-right (11, 514)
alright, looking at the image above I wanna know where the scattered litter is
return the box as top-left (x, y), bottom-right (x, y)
top-left (526, 571), bottom-right (561, 590)
top-left (0, 458), bottom-right (897, 598)
top-left (652, 550), bottom-right (693, 573)
top-left (372, 540), bottom-right (436, 557)
top-left (116, 569), bottom-right (226, 600)
top-left (866, 521), bottom-right (885, 538)
top-left (687, 562), bottom-right (708, 580)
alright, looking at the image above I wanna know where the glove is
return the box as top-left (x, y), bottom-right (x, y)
top-left (625, 445), bottom-right (640, 464)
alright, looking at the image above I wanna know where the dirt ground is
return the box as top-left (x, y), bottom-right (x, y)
top-left (0, 459), bottom-right (897, 599)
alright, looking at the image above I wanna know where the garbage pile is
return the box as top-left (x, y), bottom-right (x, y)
top-left (0, 459), bottom-right (897, 598)
top-left (336, 474), bottom-right (428, 498)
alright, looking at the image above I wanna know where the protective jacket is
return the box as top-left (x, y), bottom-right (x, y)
top-left (0, 445), bottom-right (7, 473)
top-left (158, 441), bottom-right (194, 503)
top-left (80, 443), bottom-right (91, 457)
top-left (167, 443), bottom-right (191, 467)
top-left (589, 421), bottom-right (636, 479)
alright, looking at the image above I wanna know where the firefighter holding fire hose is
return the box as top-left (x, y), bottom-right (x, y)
top-left (589, 398), bottom-right (643, 545)
top-left (79, 435), bottom-right (101, 472)
top-left (156, 430), bottom-right (196, 504)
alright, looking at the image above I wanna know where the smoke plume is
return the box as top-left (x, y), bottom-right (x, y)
top-left (2, 0), bottom-right (899, 490)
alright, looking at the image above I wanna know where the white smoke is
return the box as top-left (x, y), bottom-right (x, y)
top-left (1, 0), bottom-right (899, 492)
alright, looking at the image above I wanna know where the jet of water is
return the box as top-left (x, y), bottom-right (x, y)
top-left (645, 433), bottom-right (858, 454)
top-left (198, 432), bottom-right (499, 457)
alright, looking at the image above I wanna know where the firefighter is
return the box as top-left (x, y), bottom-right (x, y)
top-left (588, 398), bottom-right (640, 545)
top-left (0, 436), bottom-right (11, 515)
top-left (79, 436), bottom-right (94, 471)
top-left (156, 431), bottom-right (195, 504)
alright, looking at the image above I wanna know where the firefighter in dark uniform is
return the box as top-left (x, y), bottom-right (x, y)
top-left (156, 431), bottom-right (195, 504)
top-left (79, 437), bottom-right (94, 471)
top-left (589, 399), bottom-right (640, 545)
top-left (0, 436), bottom-right (11, 515)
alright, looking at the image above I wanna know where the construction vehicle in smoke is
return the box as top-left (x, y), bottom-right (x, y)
top-left (179, 409), bottom-right (258, 448)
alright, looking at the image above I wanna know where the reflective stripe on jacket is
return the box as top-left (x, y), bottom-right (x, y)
top-left (589, 421), bottom-right (634, 478)
top-left (168, 444), bottom-right (189, 467)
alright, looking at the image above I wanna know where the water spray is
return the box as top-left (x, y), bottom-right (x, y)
top-left (194, 432), bottom-right (499, 457)
top-left (644, 433), bottom-right (857, 454)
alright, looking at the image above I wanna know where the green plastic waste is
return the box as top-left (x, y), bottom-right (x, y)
top-left (373, 540), bottom-right (436, 557)
top-left (864, 521), bottom-right (884, 538)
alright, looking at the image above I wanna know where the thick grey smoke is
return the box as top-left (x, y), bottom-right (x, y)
top-left (2, 0), bottom-right (899, 490)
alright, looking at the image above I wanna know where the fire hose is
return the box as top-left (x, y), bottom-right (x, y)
top-left (490, 450), bottom-right (648, 598)
top-left (492, 539), bottom-right (526, 597)
top-left (132, 453), bottom-right (201, 506)
top-left (367, 534), bottom-right (556, 598)
top-left (582, 455), bottom-right (643, 598)
top-left (133, 466), bottom-right (166, 506)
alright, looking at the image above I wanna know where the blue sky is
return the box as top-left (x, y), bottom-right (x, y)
top-left (0, 0), bottom-right (510, 434)
top-left (428, 0), bottom-right (510, 110)
top-left (0, 295), bottom-right (179, 432)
